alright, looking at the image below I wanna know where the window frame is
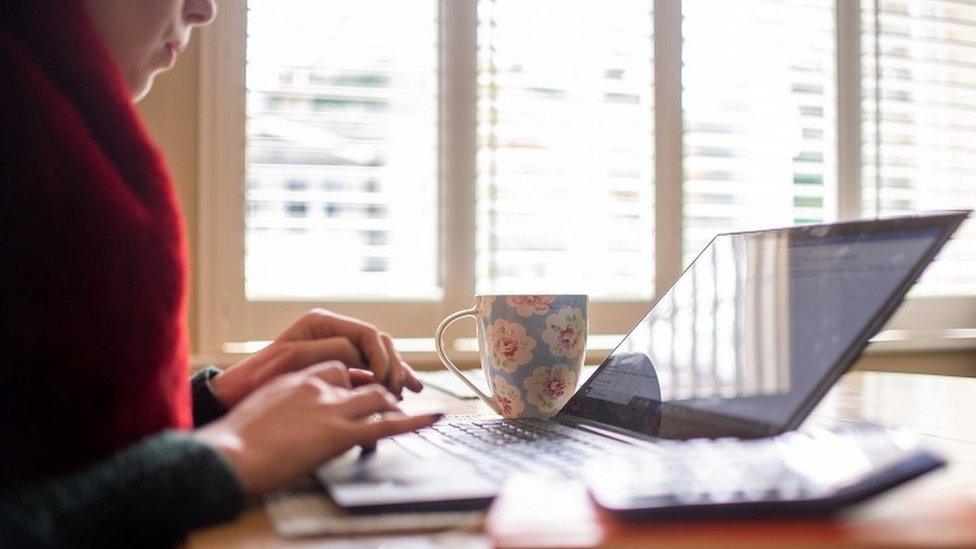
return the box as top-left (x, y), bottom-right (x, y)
top-left (198, 0), bottom-right (976, 359)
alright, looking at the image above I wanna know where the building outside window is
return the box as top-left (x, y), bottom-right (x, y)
top-left (198, 0), bottom-right (976, 359)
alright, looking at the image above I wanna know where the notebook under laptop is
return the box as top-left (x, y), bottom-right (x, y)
top-left (317, 211), bottom-right (968, 513)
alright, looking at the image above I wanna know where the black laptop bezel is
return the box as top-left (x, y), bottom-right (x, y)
top-left (557, 211), bottom-right (970, 438)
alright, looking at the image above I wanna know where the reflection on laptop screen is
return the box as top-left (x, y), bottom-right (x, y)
top-left (562, 215), bottom-right (964, 440)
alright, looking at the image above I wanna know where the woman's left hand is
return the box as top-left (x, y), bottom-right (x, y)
top-left (210, 308), bottom-right (423, 408)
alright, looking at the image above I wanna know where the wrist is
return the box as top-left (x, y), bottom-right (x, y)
top-left (194, 425), bottom-right (259, 496)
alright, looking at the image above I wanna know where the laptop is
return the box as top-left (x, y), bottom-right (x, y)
top-left (317, 211), bottom-right (968, 514)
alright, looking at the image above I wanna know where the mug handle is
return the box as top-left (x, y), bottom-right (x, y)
top-left (434, 308), bottom-right (500, 413)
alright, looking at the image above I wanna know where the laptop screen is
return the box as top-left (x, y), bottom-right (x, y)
top-left (560, 212), bottom-right (967, 439)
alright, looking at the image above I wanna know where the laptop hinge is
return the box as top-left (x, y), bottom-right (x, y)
top-left (555, 416), bottom-right (653, 446)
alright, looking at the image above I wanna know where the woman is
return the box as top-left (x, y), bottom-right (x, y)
top-left (0, 1), bottom-right (439, 546)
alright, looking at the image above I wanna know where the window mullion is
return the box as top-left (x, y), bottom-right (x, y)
top-left (654, 0), bottom-right (684, 296)
top-left (198, 0), bottom-right (247, 355)
top-left (836, 0), bottom-right (862, 221)
top-left (439, 0), bottom-right (478, 323)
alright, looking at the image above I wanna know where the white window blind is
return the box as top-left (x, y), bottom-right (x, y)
top-left (682, 0), bottom-right (837, 265)
top-left (244, 0), bottom-right (439, 300)
top-left (862, 0), bottom-right (976, 295)
top-left (475, 0), bottom-right (655, 299)
top-left (201, 0), bottom-right (976, 354)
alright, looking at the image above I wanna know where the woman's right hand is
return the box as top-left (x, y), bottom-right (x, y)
top-left (193, 361), bottom-right (441, 496)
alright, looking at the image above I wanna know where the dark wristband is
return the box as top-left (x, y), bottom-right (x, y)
top-left (191, 366), bottom-right (229, 427)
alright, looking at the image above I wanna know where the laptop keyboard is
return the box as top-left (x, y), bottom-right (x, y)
top-left (413, 417), bottom-right (631, 480)
top-left (582, 423), bottom-right (935, 510)
top-left (412, 419), bottom-right (927, 507)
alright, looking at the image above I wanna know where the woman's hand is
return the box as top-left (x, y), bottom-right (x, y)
top-left (210, 308), bottom-right (423, 408)
top-left (194, 361), bottom-right (441, 496)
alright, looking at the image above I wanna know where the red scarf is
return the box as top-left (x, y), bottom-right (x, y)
top-left (0, 2), bottom-right (191, 486)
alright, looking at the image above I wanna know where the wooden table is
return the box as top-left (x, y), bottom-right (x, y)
top-left (188, 371), bottom-right (976, 548)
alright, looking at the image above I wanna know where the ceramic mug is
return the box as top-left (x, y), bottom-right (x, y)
top-left (435, 294), bottom-right (588, 418)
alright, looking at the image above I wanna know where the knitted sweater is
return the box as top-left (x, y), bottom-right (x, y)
top-left (0, 370), bottom-right (245, 548)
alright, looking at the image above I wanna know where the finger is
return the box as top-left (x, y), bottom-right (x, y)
top-left (380, 333), bottom-right (402, 396)
top-left (348, 368), bottom-right (376, 387)
top-left (379, 335), bottom-right (423, 395)
top-left (274, 308), bottom-right (338, 342)
top-left (402, 363), bottom-right (424, 393)
top-left (342, 324), bottom-right (389, 387)
top-left (294, 311), bottom-right (392, 386)
top-left (353, 412), bottom-right (443, 446)
top-left (336, 385), bottom-right (400, 419)
top-left (360, 442), bottom-right (377, 454)
top-left (282, 337), bottom-right (365, 373)
top-left (303, 360), bottom-right (351, 389)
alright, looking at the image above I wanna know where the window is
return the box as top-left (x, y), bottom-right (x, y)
top-left (244, 0), bottom-right (439, 301)
top-left (200, 0), bottom-right (976, 357)
top-left (476, 0), bottom-right (655, 298)
top-left (862, 0), bottom-right (976, 295)
top-left (682, 0), bottom-right (836, 265)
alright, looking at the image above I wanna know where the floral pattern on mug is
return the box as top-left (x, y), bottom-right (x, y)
top-left (523, 364), bottom-right (577, 415)
top-left (479, 296), bottom-right (496, 318)
top-left (506, 295), bottom-right (556, 317)
top-left (488, 319), bottom-right (536, 372)
top-left (491, 375), bottom-right (525, 418)
top-left (542, 306), bottom-right (586, 359)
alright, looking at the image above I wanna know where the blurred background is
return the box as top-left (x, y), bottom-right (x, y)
top-left (140, 0), bottom-right (976, 375)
